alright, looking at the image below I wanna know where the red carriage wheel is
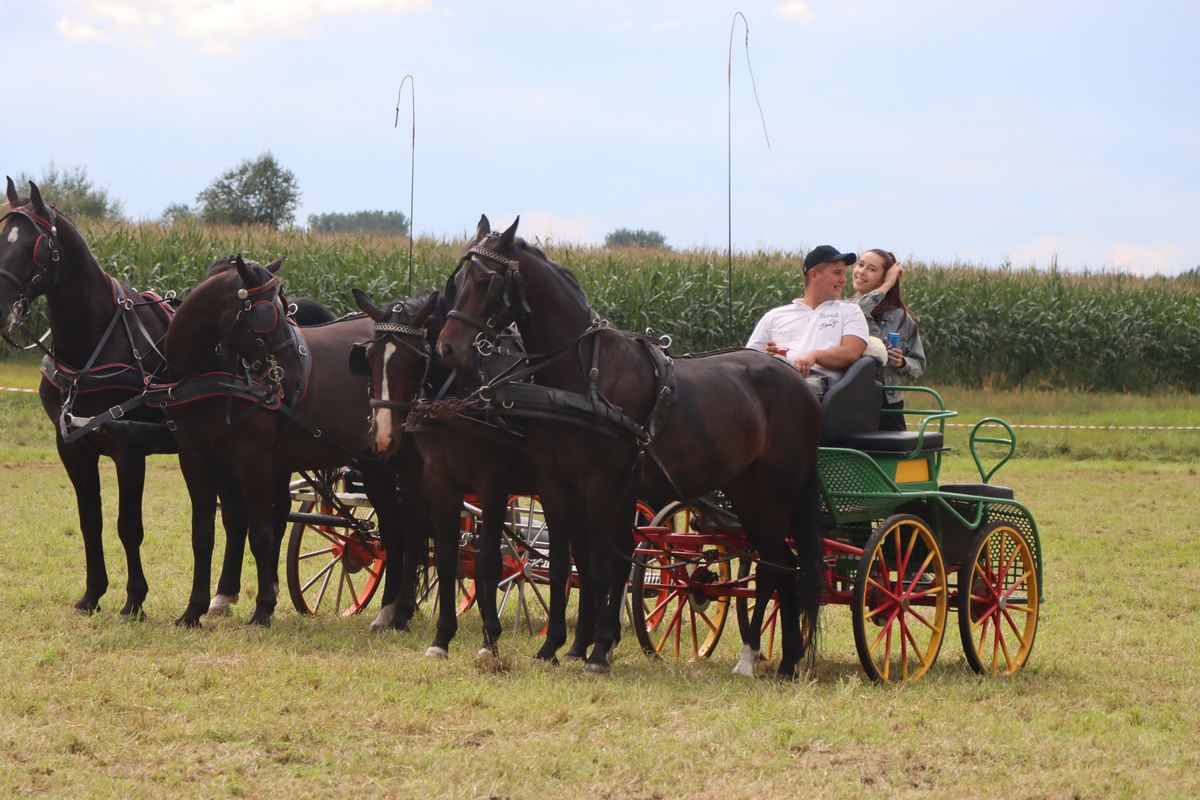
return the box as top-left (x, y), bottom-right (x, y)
top-left (852, 514), bottom-right (948, 683)
top-left (629, 501), bottom-right (730, 660)
top-left (286, 471), bottom-right (386, 617)
top-left (957, 522), bottom-right (1040, 676)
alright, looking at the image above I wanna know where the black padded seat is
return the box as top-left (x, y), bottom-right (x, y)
top-left (820, 357), bottom-right (882, 445)
top-left (837, 430), bottom-right (945, 454)
top-left (938, 483), bottom-right (1014, 500)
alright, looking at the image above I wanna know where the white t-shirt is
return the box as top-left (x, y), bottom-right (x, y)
top-left (746, 299), bottom-right (869, 381)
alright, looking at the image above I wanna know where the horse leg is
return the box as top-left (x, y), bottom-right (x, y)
top-left (426, 479), bottom-right (461, 657)
top-left (605, 501), bottom-right (636, 658)
top-left (210, 476), bottom-right (246, 614)
top-left (57, 439), bottom-right (106, 613)
top-left (361, 467), bottom-right (412, 632)
top-left (726, 476), bottom-right (805, 679)
top-left (269, 471), bottom-right (292, 602)
top-left (533, 486), bottom-right (575, 663)
top-left (564, 514), bottom-right (595, 661)
top-left (113, 451), bottom-right (149, 619)
top-left (474, 490), bottom-right (509, 656)
top-left (239, 463), bottom-right (277, 626)
top-left (583, 488), bottom-right (629, 674)
top-left (176, 452), bottom-right (218, 627)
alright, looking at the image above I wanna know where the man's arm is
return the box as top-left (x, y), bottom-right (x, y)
top-left (791, 336), bottom-right (867, 375)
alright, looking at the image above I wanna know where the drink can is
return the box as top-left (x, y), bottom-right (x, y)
top-left (886, 332), bottom-right (901, 349)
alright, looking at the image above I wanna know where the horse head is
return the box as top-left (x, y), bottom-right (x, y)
top-left (351, 287), bottom-right (439, 456)
top-left (437, 214), bottom-right (525, 370)
top-left (166, 252), bottom-right (287, 376)
top-left (0, 178), bottom-right (61, 332)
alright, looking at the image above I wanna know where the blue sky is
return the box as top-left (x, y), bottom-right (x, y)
top-left (4, 1), bottom-right (1197, 274)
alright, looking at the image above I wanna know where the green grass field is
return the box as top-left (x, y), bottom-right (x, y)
top-left (1, 367), bottom-right (1198, 797)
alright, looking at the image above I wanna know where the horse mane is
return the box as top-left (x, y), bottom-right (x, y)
top-left (503, 235), bottom-right (589, 309)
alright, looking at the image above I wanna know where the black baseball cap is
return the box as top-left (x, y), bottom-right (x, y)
top-left (803, 245), bottom-right (857, 273)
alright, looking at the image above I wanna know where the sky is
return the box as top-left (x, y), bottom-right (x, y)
top-left (3, 0), bottom-right (1198, 275)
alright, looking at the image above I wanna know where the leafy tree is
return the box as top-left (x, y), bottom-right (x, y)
top-left (160, 203), bottom-right (196, 225)
top-left (605, 227), bottom-right (668, 249)
top-left (15, 162), bottom-right (124, 220)
top-left (308, 210), bottom-right (410, 236)
top-left (196, 152), bottom-right (301, 228)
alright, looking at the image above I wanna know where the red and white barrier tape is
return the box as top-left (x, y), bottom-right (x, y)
top-left (0, 386), bottom-right (35, 393)
top-left (947, 422), bottom-right (1200, 431)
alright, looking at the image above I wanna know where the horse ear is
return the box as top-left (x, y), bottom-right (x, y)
top-left (265, 256), bottom-right (285, 274)
top-left (234, 252), bottom-right (254, 284)
top-left (28, 182), bottom-right (48, 216)
top-left (351, 288), bottom-right (386, 321)
top-left (5, 176), bottom-right (18, 207)
top-left (475, 214), bottom-right (490, 241)
top-left (498, 216), bottom-right (520, 249)
top-left (415, 292), bottom-right (439, 325)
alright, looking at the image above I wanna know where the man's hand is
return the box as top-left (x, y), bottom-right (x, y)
top-left (791, 352), bottom-right (817, 376)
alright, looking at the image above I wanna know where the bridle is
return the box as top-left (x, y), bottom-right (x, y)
top-left (0, 204), bottom-right (61, 320)
top-left (351, 309), bottom-right (433, 417)
top-left (446, 240), bottom-right (530, 346)
top-left (216, 272), bottom-right (309, 401)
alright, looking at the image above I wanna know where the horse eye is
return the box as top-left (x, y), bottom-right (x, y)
top-left (474, 278), bottom-right (491, 290)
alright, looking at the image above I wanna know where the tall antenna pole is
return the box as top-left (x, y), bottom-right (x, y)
top-left (727, 12), bottom-right (771, 343)
top-left (395, 75), bottom-right (416, 296)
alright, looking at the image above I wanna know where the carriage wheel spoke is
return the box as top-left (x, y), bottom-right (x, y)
top-left (301, 557), bottom-right (338, 594)
top-left (298, 546), bottom-right (336, 561)
top-left (312, 560), bottom-right (336, 613)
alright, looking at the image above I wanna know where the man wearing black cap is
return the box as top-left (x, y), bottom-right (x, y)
top-left (745, 245), bottom-right (869, 397)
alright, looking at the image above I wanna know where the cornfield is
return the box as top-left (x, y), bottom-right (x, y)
top-left (11, 220), bottom-right (1200, 392)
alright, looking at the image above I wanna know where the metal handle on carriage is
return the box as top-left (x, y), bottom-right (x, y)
top-left (970, 417), bottom-right (1016, 484)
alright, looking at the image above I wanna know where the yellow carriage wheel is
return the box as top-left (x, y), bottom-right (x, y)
top-left (629, 501), bottom-right (731, 660)
top-left (852, 514), bottom-right (948, 683)
top-left (958, 522), bottom-right (1040, 676)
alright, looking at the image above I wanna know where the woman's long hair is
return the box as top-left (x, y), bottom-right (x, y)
top-left (865, 248), bottom-right (918, 335)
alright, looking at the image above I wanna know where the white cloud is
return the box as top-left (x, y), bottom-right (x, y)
top-left (1107, 242), bottom-right (1184, 276)
top-left (773, 2), bottom-right (815, 24)
top-left (520, 212), bottom-right (595, 245)
top-left (54, 17), bottom-right (112, 43)
top-left (54, 0), bottom-right (431, 52)
top-left (1010, 234), bottom-right (1188, 275)
top-left (652, 19), bottom-right (680, 33)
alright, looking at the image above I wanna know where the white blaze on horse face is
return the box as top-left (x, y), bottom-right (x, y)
top-left (5, 225), bottom-right (18, 244)
top-left (373, 341), bottom-right (397, 453)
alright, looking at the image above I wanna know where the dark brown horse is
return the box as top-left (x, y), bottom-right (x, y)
top-left (437, 216), bottom-right (825, 677)
top-left (161, 254), bottom-right (426, 627)
top-left (0, 178), bottom-right (248, 617)
top-left (350, 281), bottom-right (536, 659)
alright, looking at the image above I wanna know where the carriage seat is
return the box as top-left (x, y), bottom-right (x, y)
top-left (819, 356), bottom-right (945, 454)
top-left (819, 356), bottom-right (882, 445)
top-left (938, 483), bottom-right (1014, 500)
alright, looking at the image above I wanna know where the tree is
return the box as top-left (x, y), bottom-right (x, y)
top-left (605, 227), bottom-right (668, 249)
top-left (15, 162), bottom-right (124, 220)
top-left (308, 210), bottom-right (410, 236)
top-left (196, 152), bottom-right (301, 228)
top-left (160, 203), bottom-right (196, 225)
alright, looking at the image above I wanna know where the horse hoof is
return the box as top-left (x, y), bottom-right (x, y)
top-left (207, 594), bottom-right (237, 616)
top-left (120, 606), bottom-right (147, 622)
top-left (175, 615), bottom-right (202, 629)
top-left (425, 646), bottom-right (449, 659)
top-left (563, 649), bottom-right (586, 662)
top-left (478, 646), bottom-right (499, 659)
top-left (732, 645), bottom-right (760, 677)
top-left (369, 604), bottom-right (397, 632)
top-left (247, 614), bottom-right (272, 628)
top-left (584, 661), bottom-right (611, 675)
top-left (74, 599), bottom-right (99, 615)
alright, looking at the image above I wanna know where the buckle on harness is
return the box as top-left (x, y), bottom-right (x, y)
top-left (110, 405), bottom-right (125, 420)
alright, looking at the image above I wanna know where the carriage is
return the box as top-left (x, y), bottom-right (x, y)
top-left (626, 359), bottom-right (1042, 682)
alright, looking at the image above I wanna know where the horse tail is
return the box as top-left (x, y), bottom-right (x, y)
top-left (791, 466), bottom-right (824, 655)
